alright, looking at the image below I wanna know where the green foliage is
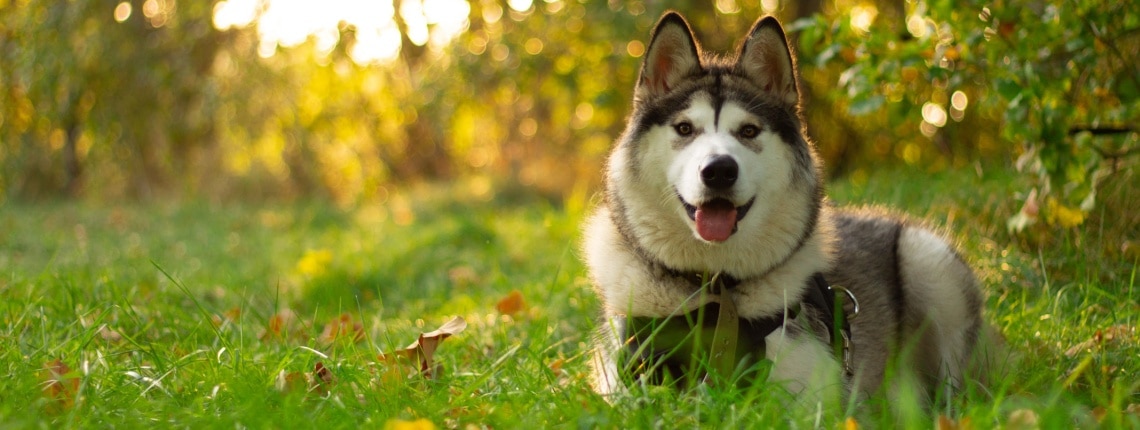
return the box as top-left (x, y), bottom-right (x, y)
top-left (2, 0), bottom-right (1136, 223)
top-left (0, 0), bottom-right (223, 197)
top-left (794, 0), bottom-right (1139, 231)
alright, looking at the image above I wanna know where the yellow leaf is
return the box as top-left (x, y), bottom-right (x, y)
top-left (842, 417), bottom-right (859, 430)
top-left (384, 418), bottom-right (437, 430)
top-left (1045, 198), bottom-right (1085, 228)
top-left (296, 249), bottom-right (333, 277)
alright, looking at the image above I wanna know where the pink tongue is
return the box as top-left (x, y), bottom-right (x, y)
top-left (695, 202), bottom-right (738, 242)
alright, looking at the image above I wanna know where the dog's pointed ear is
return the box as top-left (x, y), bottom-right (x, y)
top-left (637, 12), bottom-right (701, 99)
top-left (737, 16), bottom-right (798, 105)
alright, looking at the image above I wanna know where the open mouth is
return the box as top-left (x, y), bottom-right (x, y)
top-left (680, 195), bottom-right (756, 242)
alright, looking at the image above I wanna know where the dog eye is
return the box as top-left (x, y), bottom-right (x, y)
top-left (674, 122), bottom-right (693, 136)
top-left (740, 125), bottom-right (760, 138)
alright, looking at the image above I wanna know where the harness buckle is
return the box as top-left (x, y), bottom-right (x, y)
top-left (828, 285), bottom-right (860, 321)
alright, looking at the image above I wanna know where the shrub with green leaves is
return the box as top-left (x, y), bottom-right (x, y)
top-left (793, 0), bottom-right (1138, 232)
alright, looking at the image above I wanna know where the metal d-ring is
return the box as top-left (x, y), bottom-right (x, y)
top-left (828, 285), bottom-right (860, 321)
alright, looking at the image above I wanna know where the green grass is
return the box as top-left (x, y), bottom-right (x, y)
top-left (1, 167), bottom-right (1137, 428)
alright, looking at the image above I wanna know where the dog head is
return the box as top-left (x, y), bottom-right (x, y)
top-left (606, 12), bottom-right (822, 274)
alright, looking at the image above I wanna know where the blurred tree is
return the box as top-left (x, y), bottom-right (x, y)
top-left (1, 0), bottom-right (1134, 219)
top-left (794, 0), bottom-right (1138, 230)
top-left (1, 0), bottom-right (223, 198)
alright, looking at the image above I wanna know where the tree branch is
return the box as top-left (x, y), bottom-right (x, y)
top-left (1068, 125), bottom-right (1136, 136)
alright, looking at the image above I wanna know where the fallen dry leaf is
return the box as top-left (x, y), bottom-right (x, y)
top-left (275, 370), bottom-right (307, 393)
top-left (224, 307), bottom-right (242, 321)
top-left (315, 362), bottom-right (334, 383)
top-left (320, 313), bottom-right (366, 345)
top-left (548, 358), bottom-right (565, 376)
top-left (1064, 325), bottom-right (1136, 357)
top-left (98, 325), bottom-right (122, 343)
top-left (41, 359), bottom-right (80, 412)
top-left (259, 310), bottom-right (298, 342)
top-left (379, 316), bottom-right (467, 379)
top-left (211, 308), bottom-right (242, 328)
top-left (936, 415), bottom-right (973, 430)
top-left (1092, 406), bottom-right (1108, 423)
top-left (496, 290), bottom-right (525, 315)
top-left (843, 417), bottom-right (859, 430)
top-left (1007, 409), bottom-right (1039, 430)
top-left (313, 361), bottom-right (335, 394)
top-left (276, 362), bottom-right (336, 396)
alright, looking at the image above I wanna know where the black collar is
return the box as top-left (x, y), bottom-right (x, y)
top-left (662, 266), bottom-right (744, 290)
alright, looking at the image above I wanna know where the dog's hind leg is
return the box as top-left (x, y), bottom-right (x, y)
top-left (895, 227), bottom-right (985, 394)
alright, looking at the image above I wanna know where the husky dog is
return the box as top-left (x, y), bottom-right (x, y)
top-left (584, 12), bottom-right (987, 401)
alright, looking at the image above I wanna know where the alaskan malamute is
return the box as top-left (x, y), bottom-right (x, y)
top-left (584, 12), bottom-right (989, 402)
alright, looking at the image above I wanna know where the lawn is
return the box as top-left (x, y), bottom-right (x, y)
top-left (1, 166), bottom-right (1136, 428)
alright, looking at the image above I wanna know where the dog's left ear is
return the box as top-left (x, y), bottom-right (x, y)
top-left (736, 16), bottom-right (798, 105)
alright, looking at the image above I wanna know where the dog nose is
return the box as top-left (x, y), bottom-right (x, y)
top-left (700, 155), bottom-right (738, 190)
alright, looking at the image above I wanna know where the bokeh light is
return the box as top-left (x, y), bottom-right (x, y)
top-left (113, 2), bottom-right (132, 22)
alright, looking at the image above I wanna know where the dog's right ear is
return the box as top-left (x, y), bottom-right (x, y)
top-left (637, 12), bottom-right (701, 99)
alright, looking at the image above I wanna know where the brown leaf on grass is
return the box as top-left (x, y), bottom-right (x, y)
top-left (314, 362), bottom-right (334, 384)
top-left (1063, 325), bottom-right (1136, 357)
top-left (41, 360), bottom-right (80, 411)
top-left (259, 310), bottom-right (298, 342)
top-left (1128, 404), bottom-right (1140, 415)
top-left (379, 316), bottom-right (467, 379)
top-left (211, 307), bottom-right (244, 328)
top-left (319, 313), bottom-right (366, 345)
top-left (1007, 409), bottom-right (1040, 430)
top-left (98, 324), bottom-right (122, 343)
top-left (224, 307), bottom-right (242, 321)
top-left (1092, 406), bottom-right (1108, 423)
top-left (276, 362), bottom-right (336, 395)
top-left (496, 290), bottom-right (525, 315)
top-left (275, 370), bottom-right (307, 393)
top-left (936, 415), bottom-right (973, 430)
top-left (548, 358), bottom-right (565, 376)
top-left (313, 361), bottom-right (335, 394)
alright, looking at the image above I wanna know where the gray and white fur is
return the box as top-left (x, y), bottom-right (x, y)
top-left (584, 12), bottom-right (988, 402)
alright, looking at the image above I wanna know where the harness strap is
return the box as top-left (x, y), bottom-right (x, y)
top-left (624, 271), bottom-right (855, 385)
top-left (706, 275), bottom-right (739, 382)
